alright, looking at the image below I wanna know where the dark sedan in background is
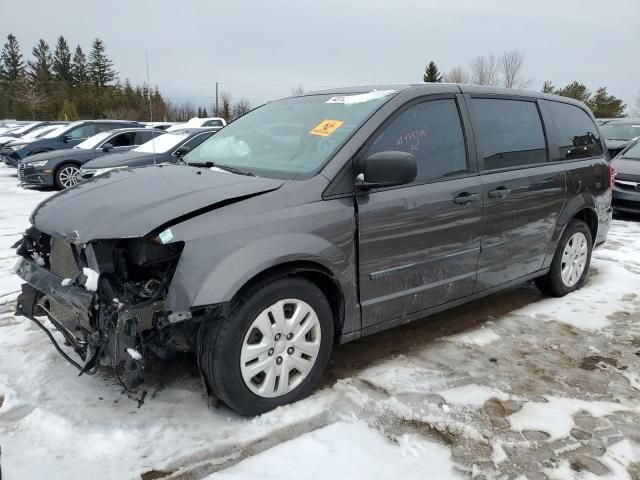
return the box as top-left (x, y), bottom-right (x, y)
top-left (612, 138), bottom-right (640, 215)
top-left (599, 118), bottom-right (640, 157)
top-left (0, 121), bottom-right (68, 149)
top-left (19, 128), bottom-right (166, 189)
top-left (79, 128), bottom-right (219, 179)
top-left (0, 120), bottom-right (141, 167)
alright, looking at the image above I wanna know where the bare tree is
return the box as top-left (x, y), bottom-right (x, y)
top-left (14, 76), bottom-right (46, 119)
top-left (631, 90), bottom-right (640, 117)
top-left (292, 84), bottom-right (305, 95)
top-left (231, 99), bottom-right (251, 120)
top-left (166, 100), bottom-right (196, 122)
top-left (499, 50), bottom-right (530, 88)
top-left (219, 92), bottom-right (232, 122)
top-left (443, 67), bottom-right (470, 84)
top-left (470, 54), bottom-right (498, 86)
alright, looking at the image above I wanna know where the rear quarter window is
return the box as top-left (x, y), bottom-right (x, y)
top-left (542, 100), bottom-right (603, 160)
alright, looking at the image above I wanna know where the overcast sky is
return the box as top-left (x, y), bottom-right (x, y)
top-left (1, 0), bottom-right (639, 110)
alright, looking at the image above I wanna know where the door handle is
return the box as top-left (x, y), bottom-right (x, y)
top-left (488, 187), bottom-right (511, 199)
top-left (453, 192), bottom-right (479, 205)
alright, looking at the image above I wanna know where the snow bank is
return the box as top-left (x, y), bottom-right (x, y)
top-left (206, 422), bottom-right (460, 480)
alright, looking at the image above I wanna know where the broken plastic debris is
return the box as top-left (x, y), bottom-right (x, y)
top-left (126, 348), bottom-right (142, 361)
top-left (82, 267), bottom-right (99, 292)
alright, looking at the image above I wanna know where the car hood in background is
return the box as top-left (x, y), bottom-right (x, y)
top-left (82, 150), bottom-right (165, 169)
top-left (605, 139), bottom-right (634, 151)
top-left (30, 165), bottom-right (284, 242)
top-left (613, 158), bottom-right (640, 180)
top-left (22, 148), bottom-right (108, 164)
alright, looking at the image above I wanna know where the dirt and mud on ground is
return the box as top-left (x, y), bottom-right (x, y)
top-left (1, 165), bottom-right (639, 479)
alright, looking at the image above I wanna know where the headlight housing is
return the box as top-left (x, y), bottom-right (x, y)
top-left (8, 144), bottom-right (25, 151)
top-left (28, 160), bottom-right (48, 167)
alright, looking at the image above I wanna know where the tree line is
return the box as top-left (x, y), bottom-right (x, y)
top-left (423, 52), bottom-right (635, 118)
top-left (0, 33), bottom-right (251, 122)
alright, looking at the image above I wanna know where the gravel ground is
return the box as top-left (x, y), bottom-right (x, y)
top-left (0, 164), bottom-right (639, 480)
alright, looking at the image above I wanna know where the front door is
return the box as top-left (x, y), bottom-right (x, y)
top-left (467, 96), bottom-right (566, 290)
top-left (357, 97), bottom-right (483, 327)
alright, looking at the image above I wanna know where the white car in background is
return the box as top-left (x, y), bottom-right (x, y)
top-left (166, 117), bottom-right (226, 131)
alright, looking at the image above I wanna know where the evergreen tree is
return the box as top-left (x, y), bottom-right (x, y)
top-left (58, 98), bottom-right (79, 120)
top-left (88, 38), bottom-right (116, 87)
top-left (28, 39), bottom-right (53, 82)
top-left (202, 107), bottom-right (208, 117)
top-left (1, 34), bottom-right (25, 80)
top-left (588, 87), bottom-right (625, 118)
top-left (541, 80), bottom-right (555, 94)
top-left (52, 36), bottom-right (72, 83)
top-left (555, 81), bottom-right (591, 103)
top-left (423, 61), bottom-right (442, 82)
top-left (71, 45), bottom-right (88, 83)
top-left (197, 106), bottom-right (203, 117)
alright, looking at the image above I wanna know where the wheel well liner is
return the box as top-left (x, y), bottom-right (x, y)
top-left (230, 261), bottom-right (345, 342)
top-left (572, 208), bottom-right (598, 242)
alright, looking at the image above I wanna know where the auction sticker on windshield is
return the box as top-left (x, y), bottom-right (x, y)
top-left (309, 119), bottom-right (344, 137)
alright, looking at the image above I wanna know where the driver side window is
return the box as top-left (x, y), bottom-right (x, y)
top-left (68, 124), bottom-right (96, 139)
top-left (367, 99), bottom-right (468, 183)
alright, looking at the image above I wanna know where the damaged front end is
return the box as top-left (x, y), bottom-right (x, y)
top-left (14, 226), bottom-right (195, 392)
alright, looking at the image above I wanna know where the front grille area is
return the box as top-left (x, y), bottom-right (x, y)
top-left (18, 162), bottom-right (25, 180)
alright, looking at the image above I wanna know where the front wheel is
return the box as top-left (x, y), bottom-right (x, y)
top-left (200, 276), bottom-right (334, 416)
top-left (55, 163), bottom-right (81, 189)
top-left (535, 219), bottom-right (593, 297)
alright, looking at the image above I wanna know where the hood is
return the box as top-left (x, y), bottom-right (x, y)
top-left (22, 148), bottom-right (98, 164)
top-left (613, 158), bottom-right (640, 180)
top-left (605, 139), bottom-right (632, 150)
top-left (30, 164), bottom-right (284, 242)
top-left (4, 137), bottom-right (39, 148)
top-left (83, 150), bottom-right (164, 169)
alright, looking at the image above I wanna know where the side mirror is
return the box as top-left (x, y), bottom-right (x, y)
top-left (101, 143), bottom-right (114, 152)
top-left (62, 134), bottom-right (72, 143)
top-left (356, 151), bottom-right (417, 190)
top-left (174, 146), bottom-right (191, 158)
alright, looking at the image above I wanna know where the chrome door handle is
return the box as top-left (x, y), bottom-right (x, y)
top-left (488, 187), bottom-right (511, 199)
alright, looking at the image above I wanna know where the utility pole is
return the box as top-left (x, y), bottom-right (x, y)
top-left (215, 81), bottom-right (219, 115)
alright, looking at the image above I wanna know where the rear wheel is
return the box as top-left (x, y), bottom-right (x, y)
top-left (200, 276), bottom-right (334, 416)
top-left (535, 219), bottom-right (593, 296)
top-left (55, 163), bottom-right (81, 189)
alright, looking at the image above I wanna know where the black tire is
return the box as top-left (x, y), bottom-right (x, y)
top-left (535, 219), bottom-right (593, 297)
top-left (200, 276), bottom-right (334, 416)
top-left (54, 163), bottom-right (81, 190)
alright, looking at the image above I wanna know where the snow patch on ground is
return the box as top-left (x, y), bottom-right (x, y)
top-left (444, 326), bottom-right (501, 346)
top-left (206, 422), bottom-right (461, 480)
top-left (508, 396), bottom-right (638, 441)
top-left (438, 384), bottom-right (510, 409)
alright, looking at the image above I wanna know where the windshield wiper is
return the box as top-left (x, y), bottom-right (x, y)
top-left (188, 161), bottom-right (256, 176)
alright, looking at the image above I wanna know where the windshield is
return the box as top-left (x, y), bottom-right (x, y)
top-left (133, 132), bottom-right (189, 153)
top-left (21, 125), bottom-right (59, 139)
top-left (600, 123), bottom-right (640, 141)
top-left (183, 91), bottom-right (397, 179)
top-left (11, 123), bottom-right (38, 135)
top-left (75, 131), bottom-right (113, 150)
top-left (621, 142), bottom-right (640, 160)
top-left (43, 122), bottom-right (79, 139)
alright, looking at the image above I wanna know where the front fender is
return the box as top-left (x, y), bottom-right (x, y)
top-left (165, 232), bottom-right (354, 312)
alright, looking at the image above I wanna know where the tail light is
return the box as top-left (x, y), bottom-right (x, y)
top-left (609, 162), bottom-right (616, 188)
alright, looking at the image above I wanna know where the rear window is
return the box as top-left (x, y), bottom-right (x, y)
top-left (543, 101), bottom-right (603, 160)
top-left (470, 98), bottom-right (547, 170)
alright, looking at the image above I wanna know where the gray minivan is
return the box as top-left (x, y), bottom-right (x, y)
top-left (14, 84), bottom-right (612, 415)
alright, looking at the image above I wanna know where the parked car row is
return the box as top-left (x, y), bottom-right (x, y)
top-left (12, 84), bottom-right (617, 415)
top-left (1, 117), bottom-right (226, 189)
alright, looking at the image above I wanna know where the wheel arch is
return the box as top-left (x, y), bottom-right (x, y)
top-left (229, 260), bottom-right (346, 343)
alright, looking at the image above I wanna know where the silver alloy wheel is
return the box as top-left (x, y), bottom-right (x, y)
top-left (58, 165), bottom-right (80, 188)
top-left (561, 232), bottom-right (588, 287)
top-left (240, 299), bottom-right (321, 398)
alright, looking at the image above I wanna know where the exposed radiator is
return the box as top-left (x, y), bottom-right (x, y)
top-left (48, 238), bottom-right (83, 332)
